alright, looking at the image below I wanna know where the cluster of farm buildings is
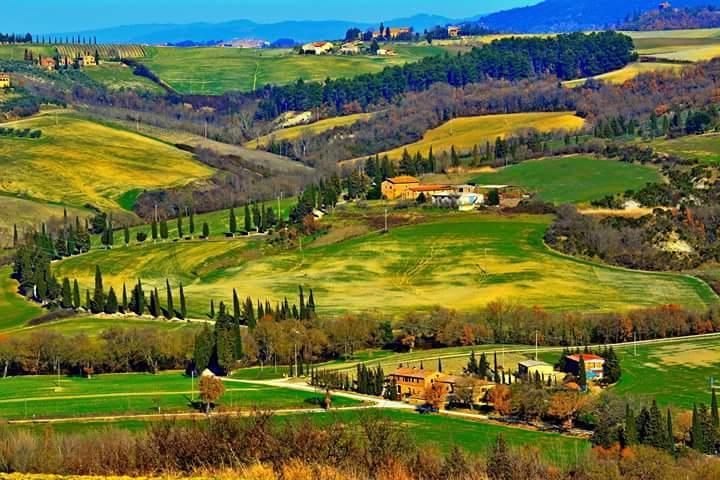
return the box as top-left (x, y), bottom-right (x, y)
top-left (380, 175), bottom-right (525, 210)
top-left (388, 354), bottom-right (605, 403)
top-left (0, 73), bottom-right (10, 89)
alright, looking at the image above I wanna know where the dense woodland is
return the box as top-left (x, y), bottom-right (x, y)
top-left (256, 32), bottom-right (636, 120)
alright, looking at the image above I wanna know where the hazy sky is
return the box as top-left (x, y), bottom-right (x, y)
top-left (1, 0), bottom-right (536, 33)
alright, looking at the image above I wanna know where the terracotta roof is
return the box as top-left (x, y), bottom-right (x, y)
top-left (313, 41), bottom-right (331, 47)
top-left (389, 367), bottom-right (437, 379)
top-left (386, 176), bottom-right (419, 185)
top-left (409, 185), bottom-right (449, 192)
top-left (437, 374), bottom-right (461, 384)
top-left (567, 354), bottom-right (605, 362)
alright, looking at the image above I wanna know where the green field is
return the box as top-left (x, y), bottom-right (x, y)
top-left (139, 44), bottom-right (444, 95)
top-left (371, 112), bottom-right (585, 162)
top-left (0, 44), bottom-right (57, 61)
top-left (470, 156), bottom-right (662, 204)
top-left (626, 28), bottom-right (720, 62)
top-left (650, 133), bottom-right (720, 163)
top-left (0, 371), bottom-right (359, 420)
top-left (3, 316), bottom-right (203, 337)
top-left (0, 113), bottom-right (213, 213)
top-left (53, 214), bottom-right (716, 317)
top-left (0, 266), bottom-right (42, 333)
top-left (536, 335), bottom-right (720, 409)
top-left (83, 63), bottom-right (164, 93)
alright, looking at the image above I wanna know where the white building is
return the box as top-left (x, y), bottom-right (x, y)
top-left (302, 41), bottom-right (334, 55)
top-left (432, 192), bottom-right (484, 211)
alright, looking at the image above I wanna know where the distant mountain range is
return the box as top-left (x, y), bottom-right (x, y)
top-left (46, 0), bottom-right (720, 45)
top-left (49, 14), bottom-right (460, 45)
top-left (478, 0), bottom-right (720, 32)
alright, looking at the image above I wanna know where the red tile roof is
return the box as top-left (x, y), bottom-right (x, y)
top-left (389, 367), bottom-right (437, 379)
top-left (386, 176), bottom-right (419, 185)
top-left (567, 354), bottom-right (605, 362)
top-left (409, 185), bottom-right (449, 192)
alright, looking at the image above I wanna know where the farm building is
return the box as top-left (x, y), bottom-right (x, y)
top-left (403, 184), bottom-right (450, 201)
top-left (0, 73), bottom-right (10, 89)
top-left (340, 43), bottom-right (361, 55)
top-left (39, 57), bottom-right (57, 70)
top-left (381, 175), bottom-right (420, 199)
top-left (564, 354), bottom-right (605, 381)
top-left (518, 360), bottom-right (562, 382)
top-left (373, 27), bottom-right (412, 39)
top-left (78, 54), bottom-right (97, 67)
top-left (302, 42), bottom-right (334, 55)
top-left (432, 191), bottom-right (484, 211)
top-left (448, 26), bottom-right (462, 37)
top-left (376, 48), bottom-right (397, 56)
top-left (387, 367), bottom-right (460, 400)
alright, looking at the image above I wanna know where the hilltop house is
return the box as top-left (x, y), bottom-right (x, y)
top-left (373, 27), bottom-right (411, 39)
top-left (0, 73), bottom-right (10, 89)
top-left (518, 360), bottom-right (562, 382)
top-left (564, 354), bottom-right (605, 381)
top-left (381, 175), bottom-right (420, 199)
top-left (78, 54), bottom-right (97, 67)
top-left (302, 41), bottom-right (334, 55)
top-left (376, 48), bottom-right (397, 56)
top-left (340, 43), bottom-right (361, 55)
top-left (448, 26), bottom-right (462, 37)
top-left (388, 367), bottom-right (459, 400)
top-left (39, 57), bottom-right (57, 70)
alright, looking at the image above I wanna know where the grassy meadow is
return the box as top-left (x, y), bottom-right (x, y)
top-left (626, 28), bottom-right (720, 62)
top-left (53, 214), bottom-right (716, 318)
top-left (470, 156), bottom-right (661, 204)
top-left (562, 61), bottom-right (683, 87)
top-left (2, 315), bottom-right (204, 338)
top-left (246, 112), bottom-right (375, 149)
top-left (0, 371), bottom-right (359, 420)
top-left (0, 266), bottom-right (42, 333)
top-left (650, 133), bottom-right (720, 164)
top-left (140, 44), bottom-right (444, 95)
top-left (0, 113), bottom-right (213, 212)
top-left (83, 63), bottom-right (164, 93)
top-left (374, 112), bottom-right (585, 161)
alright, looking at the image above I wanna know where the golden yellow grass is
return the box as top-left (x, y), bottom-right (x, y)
top-left (656, 342), bottom-right (720, 368)
top-left (0, 113), bottom-right (214, 211)
top-left (373, 112), bottom-right (585, 161)
top-left (245, 113), bottom-right (374, 149)
top-left (563, 62), bottom-right (683, 88)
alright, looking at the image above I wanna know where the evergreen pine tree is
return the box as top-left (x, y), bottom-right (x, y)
top-left (666, 409), bottom-right (675, 453)
top-left (124, 226), bottom-right (130, 246)
top-left (209, 299), bottom-right (215, 319)
top-left (61, 278), bottom-right (72, 308)
top-left (479, 352), bottom-right (489, 379)
top-left (177, 212), bottom-right (184, 238)
top-left (12, 224), bottom-right (18, 248)
top-left (166, 280), bottom-right (174, 319)
top-left (307, 289), bottom-right (316, 315)
top-left (228, 208), bottom-right (237, 234)
top-left (72, 279), bottom-right (80, 309)
top-left (189, 208), bottom-right (195, 238)
top-left (193, 323), bottom-right (214, 372)
top-left (691, 403), bottom-right (703, 451)
top-left (233, 289), bottom-right (241, 322)
top-left (91, 265), bottom-right (104, 314)
top-left (202, 222), bottom-right (210, 239)
top-left (244, 204), bottom-right (252, 232)
top-left (105, 287), bottom-right (118, 314)
top-left (85, 290), bottom-right (91, 311)
top-left (151, 219), bottom-right (158, 241)
top-left (121, 283), bottom-right (128, 313)
top-left (712, 388), bottom-right (719, 430)
top-left (578, 356), bottom-right (587, 390)
top-left (467, 351), bottom-right (478, 375)
top-left (179, 283), bottom-right (187, 320)
top-left (623, 404), bottom-right (638, 446)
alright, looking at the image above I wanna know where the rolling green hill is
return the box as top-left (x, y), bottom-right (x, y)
top-left (139, 44), bottom-right (444, 95)
top-left (470, 156), bottom-right (662, 204)
top-left (53, 214), bottom-right (716, 318)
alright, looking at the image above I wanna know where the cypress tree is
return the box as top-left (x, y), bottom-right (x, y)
top-left (691, 403), bottom-right (703, 451)
top-left (712, 388), bottom-right (719, 430)
top-left (12, 224), bottom-right (18, 247)
top-left (438, 358), bottom-right (442, 372)
top-left (233, 289), bottom-right (241, 322)
top-left (166, 280), bottom-right (174, 319)
top-left (61, 278), bottom-right (72, 308)
top-left (478, 352), bottom-right (489, 379)
top-left (493, 351), bottom-right (500, 383)
top-left (307, 289), bottom-right (315, 315)
top-left (189, 208), bottom-right (195, 237)
top-left (160, 220), bottom-right (168, 240)
top-left (85, 289), bottom-right (91, 310)
top-left (105, 287), bottom-right (118, 314)
top-left (177, 212), bottom-right (184, 238)
top-left (151, 219), bottom-right (158, 241)
top-left (244, 204), bottom-right (251, 232)
top-left (92, 265), bottom-right (104, 313)
top-left (209, 299), bottom-right (215, 319)
top-left (179, 283), bottom-right (187, 320)
top-left (233, 321), bottom-right (243, 360)
top-left (193, 323), bottom-right (214, 372)
top-left (121, 283), bottom-right (128, 313)
top-left (578, 356), bottom-right (587, 390)
top-left (229, 208), bottom-right (237, 234)
top-left (72, 279), bottom-right (80, 309)
top-left (124, 226), bottom-right (130, 246)
top-left (215, 309), bottom-right (236, 374)
top-left (245, 297), bottom-right (256, 329)
top-left (298, 285), bottom-right (305, 320)
top-left (623, 404), bottom-right (638, 446)
top-left (202, 222), bottom-right (210, 239)
top-left (467, 351), bottom-right (478, 375)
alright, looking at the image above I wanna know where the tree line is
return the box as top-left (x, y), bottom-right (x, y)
top-left (256, 32), bottom-right (636, 120)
